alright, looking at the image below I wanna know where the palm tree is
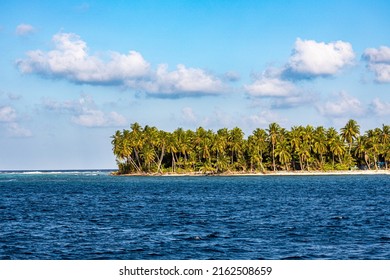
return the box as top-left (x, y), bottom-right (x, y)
top-left (111, 121), bottom-right (387, 174)
top-left (275, 139), bottom-right (292, 170)
top-left (141, 144), bottom-right (156, 172)
top-left (214, 153), bottom-right (230, 173)
top-left (185, 129), bottom-right (196, 171)
top-left (129, 123), bottom-right (144, 170)
top-left (298, 142), bottom-right (311, 171)
top-left (111, 130), bottom-right (124, 160)
top-left (247, 128), bottom-right (267, 172)
top-left (194, 127), bottom-right (213, 170)
top-left (366, 129), bottom-right (381, 170)
top-left (166, 133), bottom-right (178, 172)
top-left (330, 136), bottom-right (346, 167)
top-left (253, 128), bottom-right (268, 172)
top-left (212, 129), bottom-right (228, 156)
top-left (156, 130), bottom-right (168, 173)
top-left (326, 127), bottom-right (339, 168)
top-left (173, 128), bottom-right (190, 167)
top-left (313, 126), bottom-right (327, 169)
top-left (229, 127), bottom-right (244, 168)
top-left (354, 135), bottom-right (370, 169)
top-left (301, 125), bottom-right (314, 170)
top-left (341, 119), bottom-right (360, 156)
top-left (267, 123), bottom-right (281, 171)
top-left (289, 126), bottom-right (303, 170)
top-left (379, 124), bottom-right (389, 169)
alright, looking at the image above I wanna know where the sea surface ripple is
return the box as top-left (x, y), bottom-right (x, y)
top-left (0, 172), bottom-right (389, 259)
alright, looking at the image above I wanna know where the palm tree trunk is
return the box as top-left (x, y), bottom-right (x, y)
top-left (157, 145), bottom-right (165, 173)
top-left (299, 156), bottom-right (303, 171)
top-left (171, 151), bottom-right (176, 172)
top-left (364, 153), bottom-right (370, 170)
top-left (128, 156), bottom-right (141, 172)
top-left (272, 143), bottom-right (276, 171)
top-left (134, 148), bottom-right (142, 171)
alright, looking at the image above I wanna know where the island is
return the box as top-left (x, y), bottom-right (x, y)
top-left (111, 120), bottom-right (389, 176)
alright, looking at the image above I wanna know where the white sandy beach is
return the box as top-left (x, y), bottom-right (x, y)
top-left (116, 170), bottom-right (389, 176)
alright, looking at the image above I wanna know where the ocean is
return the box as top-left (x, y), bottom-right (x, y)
top-left (0, 171), bottom-right (389, 259)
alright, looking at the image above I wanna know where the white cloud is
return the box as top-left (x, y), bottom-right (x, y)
top-left (42, 95), bottom-right (127, 127)
top-left (17, 32), bottom-right (151, 85)
top-left (244, 38), bottom-right (355, 107)
top-left (244, 67), bottom-right (316, 109)
top-left (133, 64), bottom-right (226, 96)
top-left (244, 110), bottom-right (281, 127)
top-left (370, 98), bottom-right (390, 116)
top-left (362, 46), bottom-right (390, 83)
top-left (16, 24), bottom-right (35, 36)
top-left (285, 38), bottom-right (355, 78)
top-left (71, 109), bottom-right (127, 127)
top-left (0, 106), bottom-right (17, 122)
top-left (245, 76), bottom-right (297, 97)
top-left (245, 67), bottom-right (297, 97)
top-left (6, 123), bottom-right (32, 137)
top-left (17, 32), bottom-right (227, 96)
top-left (317, 91), bottom-right (365, 118)
top-left (363, 46), bottom-right (390, 63)
top-left (366, 64), bottom-right (390, 83)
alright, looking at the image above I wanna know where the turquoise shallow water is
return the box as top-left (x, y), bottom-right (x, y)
top-left (0, 171), bottom-right (389, 259)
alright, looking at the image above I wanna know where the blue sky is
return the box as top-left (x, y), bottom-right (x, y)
top-left (0, 0), bottom-right (389, 170)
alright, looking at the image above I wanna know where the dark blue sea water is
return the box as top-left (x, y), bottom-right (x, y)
top-left (0, 171), bottom-right (389, 260)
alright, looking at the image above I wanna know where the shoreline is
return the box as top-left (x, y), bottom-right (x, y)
top-left (113, 169), bottom-right (390, 177)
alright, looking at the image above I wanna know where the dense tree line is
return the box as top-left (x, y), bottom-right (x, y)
top-left (111, 120), bottom-right (389, 174)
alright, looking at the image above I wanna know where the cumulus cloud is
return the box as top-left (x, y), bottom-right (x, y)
top-left (17, 32), bottom-right (227, 97)
top-left (17, 33), bottom-right (150, 85)
top-left (245, 67), bottom-right (298, 97)
top-left (363, 46), bottom-right (390, 63)
top-left (362, 46), bottom-right (390, 83)
top-left (369, 98), bottom-right (390, 116)
top-left (317, 91), bottom-right (365, 118)
top-left (137, 64), bottom-right (226, 96)
top-left (16, 24), bottom-right (35, 36)
top-left (42, 95), bottom-right (127, 127)
top-left (245, 38), bottom-right (354, 109)
top-left (245, 76), bottom-right (297, 97)
top-left (284, 38), bottom-right (355, 79)
top-left (244, 67), bottom-right (315, 109)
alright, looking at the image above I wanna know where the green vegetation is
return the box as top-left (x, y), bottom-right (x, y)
top-left (111, 120), bottom-right (389, 174)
